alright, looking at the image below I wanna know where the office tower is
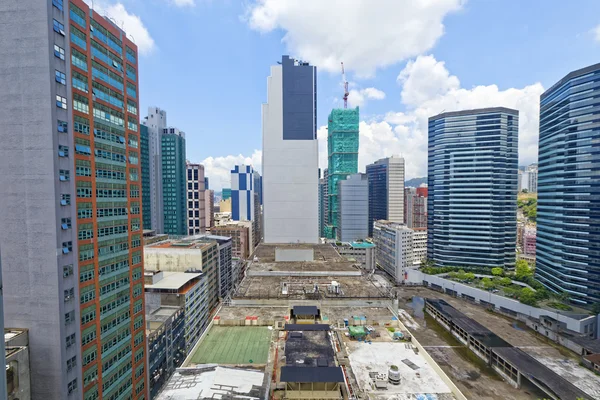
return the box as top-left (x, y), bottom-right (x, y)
top-left (0, 1), bottom-right (148, 398)
top-left (527, 164), bottom-right (538, 193)
top-left (143, 107), bottom-right (168, 232)
top-left (337, 174), bottom-right (369, 242)
top-left (161, 127), bottom-right (187, 235)
top-left (205, 190), bottom-right (215, 228)
top-left (204, 177), bottom-right (209, 190)
top-left (141, 124), bottom-right (152, 229)
top-left (373, 221), bottom-right (414, 283)
top-left (428, 108), bottom-right (518, 269)
top-left (319, 177), bottom-right (326, 237)
top-left (231, 165), bottom-right (255, 221)
top-left (221, 188), bottom-right (231, 201)
top-left (263, 55), bottom-right (319, 244)
top-left (253, 171), bottom-right (263, 205)
top-left (366, 156), bottom-right (405, 236)
top-left (186, 163), bottom-right (206, 235)
top-left (326, 107), bottom-right (359, 239)
top-left (536, 63), bottom-right (600, 305)
top-left (323, 168), bottom-right (329, 228)
top-left (404, 187), bottom-right (427, 229)
top-left (518, 170), bottom-right (523, 192)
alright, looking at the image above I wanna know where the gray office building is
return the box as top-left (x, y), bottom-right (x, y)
top-left (536, 63), bottom-right (600, 306)
top-left (142, 107), bottom-right (168, 233)
top-left (428, 108), bottom-right (518, 269)
top-left (337, 174), bottom-right (369, 242)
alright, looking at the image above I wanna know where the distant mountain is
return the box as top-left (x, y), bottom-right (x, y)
top-left (405, 177), bottom-right (427, 187)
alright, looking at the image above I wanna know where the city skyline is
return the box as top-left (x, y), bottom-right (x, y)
top-left (77, 0), bottom-right (600, 190)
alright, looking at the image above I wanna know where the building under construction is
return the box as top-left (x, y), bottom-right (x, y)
top-left (325, 107), bottom-right (359, 239)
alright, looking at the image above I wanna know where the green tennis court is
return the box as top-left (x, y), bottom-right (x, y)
top-left (190, 326), bottom-right (272, 364)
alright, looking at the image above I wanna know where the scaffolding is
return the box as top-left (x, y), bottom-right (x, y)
top-left (326, 107), bottom-right (359, 239)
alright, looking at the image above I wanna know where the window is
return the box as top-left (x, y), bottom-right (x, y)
top-left (62, 241), bottom-right (73, 254)
top-left (65, 310), bottom-right (75, 324)
top-left (71, 48), bottom-right (88, 71)
top-left (66, 333), bottom-right (76, 348)
top-left (70, 25), bottom-right (87, 50)
top-left (74, 116), bottom-right (90, 135)
top-left (58, 119), bottom-right (68, 133)
top-left (53, 19), bottom-right (65, 36)
top-left (64, 287), bottom-right (74, 301)
top-left (80, 286), bottom-right (95, 304)
top-left (61, 217), bottom-right (71, 230)
top-left (78, 223), bottom-right (93, 240)
top-left (53, 0), bottom-right (63, 11)
top-left (73, 93), bottom-right (89, 113)
top-left (126, 46), bottom-right (136, 64)
top-left (55, 70), bottom-right (66, 85)
top-left (70, 3), bottom-right (86, 28)
top-left (80, 264), bottom-right (94, 283)
top-left (54, 44), bottom-right (65, 60)
top-left (67, 379), bottom-right (77, 395)
top-left (56, 95), bottom-right (67, 109)
top-left (59, 169), bottom-right (70, 181)
top-left (63, 264), bottom-right (73, 277)
top-left (58, 145), bottom-right (69, 157)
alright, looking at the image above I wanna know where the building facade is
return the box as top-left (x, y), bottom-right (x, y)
top-left (161, 127), bottom-right (186, 235)
top-left (190, 234), bottom-right (234, 299)
top-left (337, 173), bottom-right (369, 242)
top-left (536, 63), bottom-right (600, 306)
top-left (428, 108), bottom-right (518, 269)
top-left (366, 156), bottom-right (405, 237)
top-left (5, 329), bottom-right (31, 400)
top-left (404, 187), bottom-right (427, 229)
top-left (326, 107), bottom-right (359, 239)
top-left (210, 224), bottom-right (251, 260)
top-left (523, 226), bottom-right (536, 257)
top-left (0, 1), bottom-right (148, 398)
top-left (231, 165), bottom-right (255, 222)
top-left (527, 164), bottom-right (538, 193)
top-left (334, 242), bottom-right (375, 271)
top-left (412, 228), bottom-right (427, 267)
top-left (205, 189), bottom-right (215, 229)
top-left (142, 107), bottom-right (168, 233)
top-left (186, 163), bottom-right (206, 235)
top-left (263, 56), bottom-right (319, 243)
top-left (141, 124), bottom-right (151, 229)
top-left (253, 171), bottom-right (263, 205)
top-left (373, 221), bottom-right (413, 283)
top-left (221, 188), bottom-right (231, 201)
top-left (319, 176), bottom-right (326, 237)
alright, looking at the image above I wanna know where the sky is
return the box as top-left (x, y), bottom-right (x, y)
top-left (88, 0), bottom-right (600, 190)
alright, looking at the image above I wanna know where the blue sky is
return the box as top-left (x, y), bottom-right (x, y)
top-left (94, 0), bottom-right (600, 189)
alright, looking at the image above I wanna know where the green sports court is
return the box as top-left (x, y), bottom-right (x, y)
top-left (189, 326), bottom-right (272, 365)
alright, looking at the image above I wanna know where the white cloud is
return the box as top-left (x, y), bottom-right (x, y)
top-left (592, 24), bottom-right (600, 42)
top-left (347, 87), bottom-right (386, 107)
top-left (84, 2), bottom-right (156, 55)
top-left (171, 0), bottom-right (196, 7)
top-left (201, 150), bottom-right (262, 191)
top-left (318, 55), bottom-right (544, 179)
top-left (244, 0), bottom-right (464, 76)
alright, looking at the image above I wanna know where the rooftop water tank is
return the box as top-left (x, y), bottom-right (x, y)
top-left (388, 365), bottom-right (400, 385)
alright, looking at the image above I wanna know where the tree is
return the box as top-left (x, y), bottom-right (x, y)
top-left (500, 277), bottom-right (512, 286)
top-left (591, 303), bottom-right (600, 315)
top-left (519, 287), bottom-right (537, 306)
top-left (491, 267), bottom-right (504, 277)
top-left (464, 272), bottom-right (475, 281)
top-left (481, 277), bottom-right (495, 290)
top-left (515, 260), bottom-right (532, 279)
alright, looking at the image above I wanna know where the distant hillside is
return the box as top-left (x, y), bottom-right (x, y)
top-left (405, 177), bottom-right (427, 187)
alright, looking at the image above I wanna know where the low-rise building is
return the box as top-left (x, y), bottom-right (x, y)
top-left (210, 223), bottom-right (251, 260)
top-left (412, 228), bottom-right (427, 267)
top-left (334, 241), bottom-right (375, 271)
top-left (5, 328), bottom-right (30, 400)
top-left (373, 220), bottom-right (413, 283)
top-left (144, 238), bottom-right (220, 312)
top-left (145, 271), bottom-right (210, 353)
top-left (214, 212), bottom-right (232, 226)
top-left (146, 306), bottom-right (185, 398)
top-left (191, 234), bottom-right (234, 299)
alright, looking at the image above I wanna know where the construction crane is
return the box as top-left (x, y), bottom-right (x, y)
top-left (341, 62), bottom-right (349, 109)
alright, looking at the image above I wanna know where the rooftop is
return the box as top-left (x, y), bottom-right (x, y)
top-left (349, 241), bottom-right (375, 249)
top-left (146, 239), bottom-right (215, 250)
top-left (145, 271), bottom-right (202, 291)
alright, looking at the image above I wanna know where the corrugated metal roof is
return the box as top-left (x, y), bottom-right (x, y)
top-left (280, 366), bottom-right (344, 383)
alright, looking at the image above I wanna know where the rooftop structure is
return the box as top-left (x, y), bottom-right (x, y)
top-left (5, 329), bottom-right (30, 400)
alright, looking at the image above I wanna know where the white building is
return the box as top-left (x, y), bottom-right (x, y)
top-left (334, 242), bottom-right (376, 271)
top-left (373, 221), bottom-right (413, 283)
top-left (143, 107), bottom-right (168, 233)
top-left (262, 56), bottom-right (319, 244)
top-left (527, 164), bottom-right (538, 193)
top-left (412, 229), bottom-right (427, 267)
top-left (186, 162), bottom-right (206, 235)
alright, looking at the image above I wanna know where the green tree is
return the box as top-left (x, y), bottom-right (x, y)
top-left (464, 272), bottom-right (475, 281)
top-left (515, 260), bottom-right (532, 279)
top-left (591, 303), bottom-right (600, 315)
top-left (481, 277), bottom-right (495, 290)
top-left (491, 267), bottom-right (504, 276)
top-left (519, 287), bottom-right (537, 306)
top-left (500, 277), bottom-right (512, 286)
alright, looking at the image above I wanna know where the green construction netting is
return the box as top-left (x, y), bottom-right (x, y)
top-left (348, 326), bottom-right (367, 337)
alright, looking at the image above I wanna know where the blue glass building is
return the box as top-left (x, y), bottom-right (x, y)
top-left (535, 63), bottom-right (600, 306)
top-left (366, 162), bottom-right (387, 237)
top-left (427, 108), bottom-right (518, 269)
top-left (231, 164), bottom-right (255, 221)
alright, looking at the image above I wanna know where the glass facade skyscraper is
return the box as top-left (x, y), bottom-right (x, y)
top-left (141, 124), bottom-right (151, 230)
top-left (427, 108), bottom-right (518, 269)
top-left (535, 63), bottom-right (600, 306)
top-left (161, 127), bottom-right (187, 235)
top-left (366, 156), bottom-right (405, 237)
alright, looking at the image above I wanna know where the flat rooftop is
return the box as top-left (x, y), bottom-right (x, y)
top-left (145, 271), bottom-right (202, 291)
top-left (249, 243), bottom-right (359, 273)
top-left (146, 306), bottom-right (181, 334)
top-left (348, 342), bottom-right (454, 399)
top-left (253, 243), bottom-right (343, 262)
top-left (146, 240), bottom-right (214, 250)
top-left (157, 366), bottom-right (266, 400)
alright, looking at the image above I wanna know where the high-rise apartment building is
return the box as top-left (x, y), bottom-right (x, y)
top-left (428, 108), bottom-right (518, 269)
top-left (404, 187), bottom-right (427, 229)
top-left (527, 164), bottom-right (538, 193)
top-left (337, 173), bottom-right (369, 242)
top-left (186, 163), bottom-right (206, 235)
top-left (366, 156), bottom-right (405, 236)
top-left (0, 1), bottom-right (147, 398)
top-left (263, 55), bottom-right (319, 243)
top-left (161, 127), bottom-right (186, 235)
top-left (536, 63), bottom-right (600, 306)
top-left (140, 124), bottom-right (151, 229)
top-left (373, 221), bottom-right (414, 283)
top-left (205, 190), bottom-right (215, 229)
top-left (142, 107), bottom-right (167, 233)
top-left (326, 107), bottom-right (359, 239)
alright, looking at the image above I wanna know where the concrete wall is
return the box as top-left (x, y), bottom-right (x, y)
top-left (144, 248), bottom-right (205, 271)
top-left (230, 298), bottom-right (393, 308)
top-left (262, 62), bottom-right (319, 244)
top-left (247, 270), bottom-right (361, 277)
top-left (407, 270), bottom-right (596, 334)
top-left (7, 346), bottom-right (30, 400)
top-left (275, 248), bottom-right (314, 262)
